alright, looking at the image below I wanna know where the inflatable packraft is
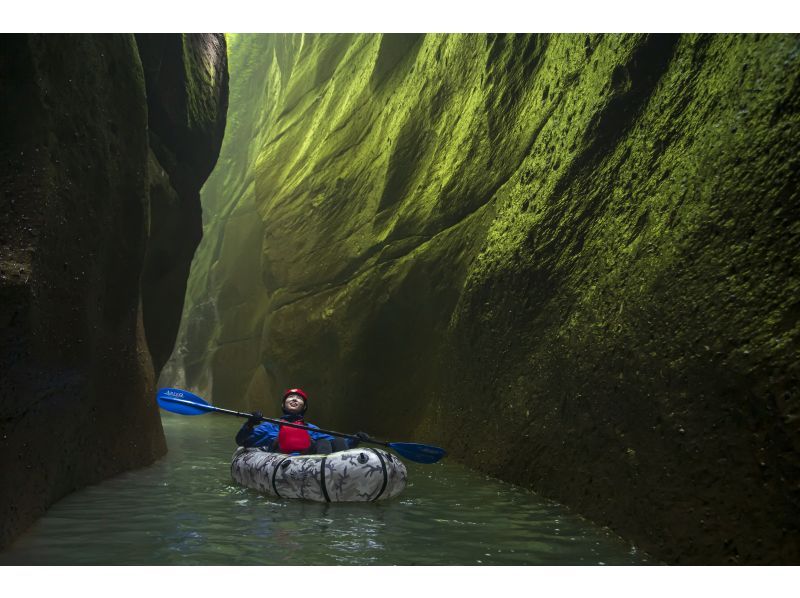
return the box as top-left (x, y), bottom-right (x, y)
top-left (231, 446), bottom-right (408, 502)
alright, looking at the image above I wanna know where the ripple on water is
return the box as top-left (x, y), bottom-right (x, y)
top-left (0, 413), bottom-right (649, 565)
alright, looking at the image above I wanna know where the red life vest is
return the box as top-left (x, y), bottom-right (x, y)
top-left (278, 418), bottom-right (311, 453)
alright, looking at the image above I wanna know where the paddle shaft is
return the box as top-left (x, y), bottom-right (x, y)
top-left (162, 396), bottom-right (390, 448)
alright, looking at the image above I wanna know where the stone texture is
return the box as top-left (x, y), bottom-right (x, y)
top-left (166, 33), bottom-right (800, 563)
top-left (0, 33), bottom-right (228, 550)
top-left (137, 33), bottom-right (229, 376)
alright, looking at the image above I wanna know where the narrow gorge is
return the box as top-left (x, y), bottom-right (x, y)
top-left (165, 34), bottom-right (799, 564)
top-left (2, 33), bottom-right (798, 565)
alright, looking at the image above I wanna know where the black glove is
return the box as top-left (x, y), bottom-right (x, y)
top-left (351, 431), bottom-right (371, 447)
top-left (246, 411), bottom-right (263, 427)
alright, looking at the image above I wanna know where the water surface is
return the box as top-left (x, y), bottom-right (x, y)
top-left (0, 413), bottom-right (648, 565)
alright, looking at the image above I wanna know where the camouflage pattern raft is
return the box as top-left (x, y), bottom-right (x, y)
top-left (231, 447), bottom-right (408, 502)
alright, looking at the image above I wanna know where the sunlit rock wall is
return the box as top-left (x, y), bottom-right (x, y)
top-left (0, 33), bottom-right (228, 549)
top-left (168, 33), bottom-right (800, 563)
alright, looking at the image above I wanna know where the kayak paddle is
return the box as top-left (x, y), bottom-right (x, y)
top-left (156, 387), bottom-right (447, 464)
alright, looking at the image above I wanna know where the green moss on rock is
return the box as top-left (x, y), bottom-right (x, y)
top-left (168, 33), bottom-right (800, 564)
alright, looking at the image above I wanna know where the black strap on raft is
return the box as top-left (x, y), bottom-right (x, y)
top-left (319, 456), bottom-right (331, 503)
top-left (230, 452), bottom-right (238, 480)
top-left (368, 448), bottom-right (389, 501)
top-left (272, 457), bottom-right (289, 498)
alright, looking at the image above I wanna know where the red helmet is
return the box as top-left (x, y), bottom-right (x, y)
top-left (283, 388), bottom-right (308, 403)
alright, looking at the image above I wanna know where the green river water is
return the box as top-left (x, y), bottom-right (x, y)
top-left (0, 413), bottom-right (649, 565)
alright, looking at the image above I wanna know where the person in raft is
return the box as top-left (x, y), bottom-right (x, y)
top-left (235, 388), bottom-right (369, 454)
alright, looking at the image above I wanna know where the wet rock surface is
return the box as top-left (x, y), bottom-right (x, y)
top-left (137, 33), bottom-right (229, 376)
top-left (167, 34), bottom-right (799, 563)
top-left (0, 33), bottom-right (228, 549)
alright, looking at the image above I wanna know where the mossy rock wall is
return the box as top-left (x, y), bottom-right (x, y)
top-left (168, 33), bottom-right (800, 563)
top-left (0, 33), bottom-right (228, 549)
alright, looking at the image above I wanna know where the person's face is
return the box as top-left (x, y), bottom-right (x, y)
top-left (283, 394), bottom-right (305, 414)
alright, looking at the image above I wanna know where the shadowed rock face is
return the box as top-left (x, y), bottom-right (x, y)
top-left (0, 33), bottom-right (228, 550)
top-left (137, 33), bottom-right (229, 376)
top-left (166, 33), bottom-right (800, 563)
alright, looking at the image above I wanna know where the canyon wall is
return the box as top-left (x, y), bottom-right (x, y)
top-left (0, 33), bottom-right (228, 549)
top-left (165, 34), bottom-right (799, 563)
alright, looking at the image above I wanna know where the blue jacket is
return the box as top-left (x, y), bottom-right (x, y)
top-left (235, 419), bottom-right (355, 450)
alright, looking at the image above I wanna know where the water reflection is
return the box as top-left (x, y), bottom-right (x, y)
top-left (0, 413), bottom-right (648, 565)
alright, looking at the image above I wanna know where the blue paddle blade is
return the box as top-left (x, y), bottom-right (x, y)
top-left (157, 388), bottom-right (211, 416)
top-left (388, 442), bottom-right (447, 464)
